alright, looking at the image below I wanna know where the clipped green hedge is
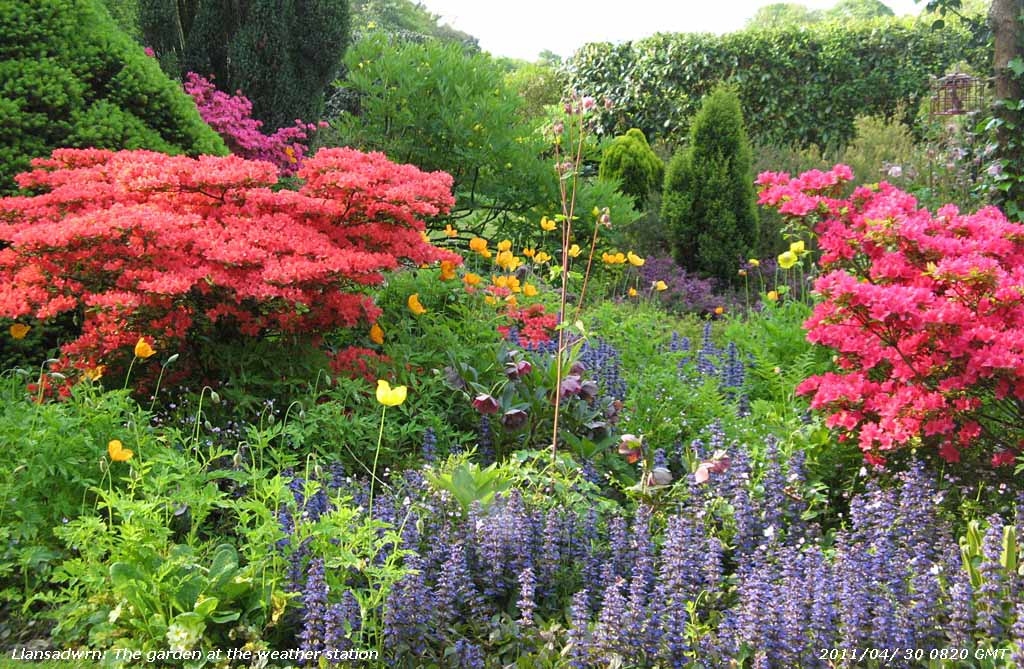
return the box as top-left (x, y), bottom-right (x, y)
top-left (0, 0), bottom-right (226, 193)
top-left (567, 18), bottom-right (990, 147)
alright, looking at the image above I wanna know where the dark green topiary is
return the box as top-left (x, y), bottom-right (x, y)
top-left (0, 0), bottom-right (226, 194)
top-left (662, 86), bottom-right (758, 283)
top-left (599, 128), bottom-right (664, 207)
top-left (140, 0), bottom-right (350, 132)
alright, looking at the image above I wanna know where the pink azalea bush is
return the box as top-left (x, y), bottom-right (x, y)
top-left (184, 72), bottom-right (326, 176)
top-left (758, 165), bottom-right (1024, 467)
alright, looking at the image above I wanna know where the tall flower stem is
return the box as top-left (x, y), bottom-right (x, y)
top-left (551, 102), bottom-right (588, 459)
top-left (368, 405), bottom-right (387, 518)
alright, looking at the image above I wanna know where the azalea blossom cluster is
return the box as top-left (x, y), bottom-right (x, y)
top-left (758, 164), bottom-right (1024, 466)
top-left (184, 73), bottom-right (326, 176)
top-left (0, 148), bottom-right (460, 380)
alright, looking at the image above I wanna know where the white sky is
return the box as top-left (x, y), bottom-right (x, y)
top-left (420, 0), bottom-right (924, 61)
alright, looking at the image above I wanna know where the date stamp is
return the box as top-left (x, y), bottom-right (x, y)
top-left (819, 647), bottom-right (1010, 664)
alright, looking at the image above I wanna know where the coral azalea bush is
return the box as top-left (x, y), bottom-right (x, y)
top-left (758, 165), bottom-right (1024, 466)
top-left (0, 148), bottom-right (459, 381)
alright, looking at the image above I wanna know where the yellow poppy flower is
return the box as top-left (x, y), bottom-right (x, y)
top-left (748, 258), bottom-right (760, 267)
top-left (83, 365), bottom-right (105, 382)
top-left (628, 288), bottom-right (638, 297)
top-left (778, 251), bottom-right (799, 269)
top-left (485, 295), bottom-right (497, 305)
top-left (612, 252), bottom-right (625, 264)
top-left (540, 216), bottom-right (557, 231)
top-left (464, 272), bottom-right (481, 286)
top-left (370, 323), bottom-right (384, 345)
top-left (654, 280), bottom-right (668, 291)
top-left (9, 323), bottom-right (30, 339)
top-left (420, 231), bottom-right (431, 243)
top-left (492, 275), bottom-right (509, 289)
top-left (568, 244), bottom-right (582, 258)
top-left (107, 439), bottom-right (134, 462)
top-left (444, 224), bottom-right (458, 237)
top-left (523, 283), bottom-right (538, 297)
top-left (714, 306), bottom-right (725, 315)
top-left (766, 290), bottom-right (779, 302)
top-left (601, 252), bottom-right (614, 264)
top-left (522, 247), bottom-right (536, 258)
top-left (496, 251), bottom-right (521, 271)
top-left (376, 379), bottom-right (407, 407)
top-left (440, 260), bottom-right (457, 280)
top-left (407, 293), bottom-right (427, 315)
top-left (506, 276), bottom-right (522, 293)
top-left (497, 239), bottom-right (512, 252)
top-left (533, 251), bottom-right (551, 264)
top-left (505, 295), bottom-right (519, 307)
top-left (790, 240), bottom-right (806, 255)
top-left (627, 252), bottom-right (645, 267)
top-left (469, 237), bottom-right (489, 254)
top-left (134, 338), bottom-right (156, 359)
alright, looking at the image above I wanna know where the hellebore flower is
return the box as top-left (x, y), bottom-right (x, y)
top-left (506, 359), bottom-right (533, 379)
top-left (501, 409), bottom-right (529, 430)
top-left (473, 394), bottom-right (500, 415)
top-left (560, 375), bottom-right (583, 397)
top-left (618, 433), bottom-right (643, 464)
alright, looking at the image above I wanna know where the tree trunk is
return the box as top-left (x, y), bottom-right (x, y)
top-left (990, 0), bottom-right (1023, 102)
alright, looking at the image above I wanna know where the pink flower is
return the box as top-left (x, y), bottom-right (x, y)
top-left (472, 394), bottom-right (500, 415)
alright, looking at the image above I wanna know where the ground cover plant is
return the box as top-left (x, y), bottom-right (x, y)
top-left (2, 0), bottom-right (1024, 667)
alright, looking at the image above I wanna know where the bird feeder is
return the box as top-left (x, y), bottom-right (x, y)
top-left (929, 72), bottom-right (986, 116)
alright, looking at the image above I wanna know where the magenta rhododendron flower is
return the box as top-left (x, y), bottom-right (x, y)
top-left (760, 164), bottom-right (1024, 467)
top-left (184, 73), bottom-right (322, 176)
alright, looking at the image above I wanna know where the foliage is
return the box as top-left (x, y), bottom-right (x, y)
top-left (0, 148), bottom-right (459, 386)
top-left (0, 0), bottom-right (226, 194)
top-left (183, 73), bottom-right (326, 177)
top-left (504, 62), bottom-right (566, 120)
top-left (749, 0), bottom-right (895, 27)
top-left (598, 128), bottom-right (664, 207)
top-left (349, 0), bottom-right (479, 49)
top-left (0, 375), bottom-right (144, 610)
top-left (328, 33), bottom-right (554, 232)
top-left (663, 86), bottom-right (759, 283)
top-left (139, 0), bottom-right (350, 131)
top-left (566, 18), bottom-right (989, 147)
top-left (759, 164), bottom-right (1024, 467)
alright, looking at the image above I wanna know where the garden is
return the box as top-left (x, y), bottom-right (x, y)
top-left (2, 0), bottom-right (1024, 667)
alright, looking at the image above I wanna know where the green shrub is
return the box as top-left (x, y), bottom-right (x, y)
top-left (567, 17), bottom-right (989, 147)
top-left (504, 62), bottom-right (565, 119)
top-left (662, 86), bottom-right (759, 282)
top-left (0, 0), bottom-right (226, 194)
top-left (328, 32), bottom-right (554, 232)
top-left (599, 128), bottom-right (664, 206)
